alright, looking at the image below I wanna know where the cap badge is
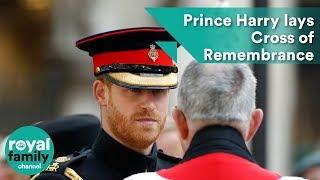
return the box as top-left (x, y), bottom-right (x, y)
top-left (148, 44), bottom-right (159, 62)
top-left (95, 67), bottom-right (101, 74)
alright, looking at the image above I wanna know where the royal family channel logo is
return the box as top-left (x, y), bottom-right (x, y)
top-left (4, 126), bottom-right (54, 175)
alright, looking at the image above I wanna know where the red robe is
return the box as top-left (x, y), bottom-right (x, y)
top-left (158, 152), bottom-right (280, 180)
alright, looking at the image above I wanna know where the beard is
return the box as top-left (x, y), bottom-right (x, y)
top-left (105, 99), bottom-right (166, 150)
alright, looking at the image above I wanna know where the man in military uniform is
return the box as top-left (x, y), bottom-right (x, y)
top-left (32, 27), bottom-right (180, 180)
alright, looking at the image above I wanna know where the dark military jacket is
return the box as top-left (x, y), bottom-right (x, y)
top-left (32, 129), bottom-right (180, 180)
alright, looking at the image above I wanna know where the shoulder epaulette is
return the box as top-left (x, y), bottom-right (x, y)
top-left (31, 149), bottom-right (90, 180)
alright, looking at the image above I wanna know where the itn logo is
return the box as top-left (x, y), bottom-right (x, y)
top-left (5, 126), bottom-right (54, 175)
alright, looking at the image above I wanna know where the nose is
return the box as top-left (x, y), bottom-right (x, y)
top-left (139, 91), bottom-right (156, 110)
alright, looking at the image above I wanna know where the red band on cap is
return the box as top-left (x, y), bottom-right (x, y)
top-left (93, 49), bottom-right (174, 72)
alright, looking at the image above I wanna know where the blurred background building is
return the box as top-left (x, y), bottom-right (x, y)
top-left (0, 0), bottom-right (319, 178)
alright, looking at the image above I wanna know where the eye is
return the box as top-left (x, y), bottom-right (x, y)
top-left (127, 88), bottom-right (143, 93)
top-left (152, 89), bottom-right (168, 95)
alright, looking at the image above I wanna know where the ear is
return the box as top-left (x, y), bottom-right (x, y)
top-left (246, 108), bottom-right (263, 142)
top-left (172, 107), bottom-right (189, 140)
top-left (92, 80), bottom-right (109, 106)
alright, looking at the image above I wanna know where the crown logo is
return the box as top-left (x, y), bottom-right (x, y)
top-left (148, 44), bottom-right (159, 62)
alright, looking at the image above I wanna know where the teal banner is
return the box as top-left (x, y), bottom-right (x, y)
top-left (146, 8), bottom-right (319, 64)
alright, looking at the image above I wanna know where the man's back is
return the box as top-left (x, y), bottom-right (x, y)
top-left (125, 63), bottom-right (305, 180)
top-left (158, 152), bottom-right (280, 180)
top-left (126, 126), bottom-right (281, 180)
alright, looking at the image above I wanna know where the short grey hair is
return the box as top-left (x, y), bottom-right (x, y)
top-left (178, 62), bottom-right (256, 126)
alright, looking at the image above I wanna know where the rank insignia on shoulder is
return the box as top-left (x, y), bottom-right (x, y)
top-left (55, 156), bottom-right (71, 163)
top-left (46, 162), bottom-right (60, 172)
top-left (45, 156), bottom-right (70, 172)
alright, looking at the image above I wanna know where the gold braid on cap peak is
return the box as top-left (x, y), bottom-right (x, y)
top-left (107, 72), bottom-right (178, 87)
